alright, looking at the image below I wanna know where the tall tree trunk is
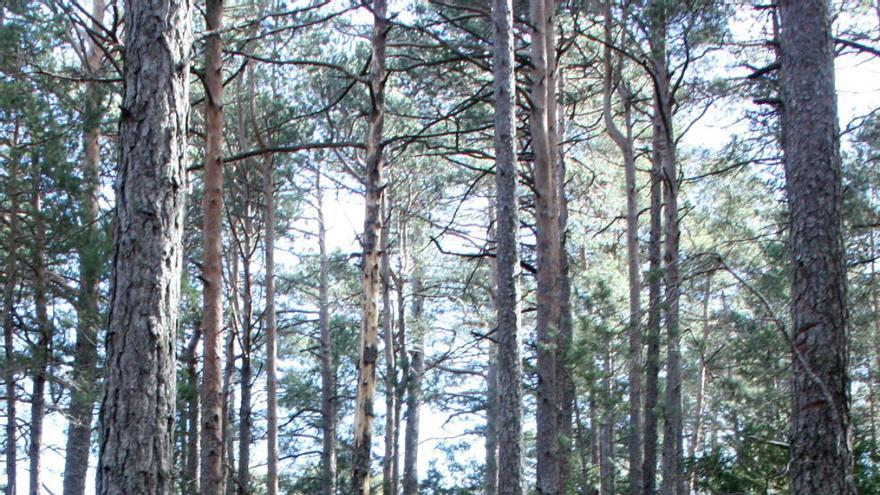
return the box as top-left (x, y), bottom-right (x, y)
top-left (485, 212), bottom-right (499, 495)
top-left (3, 123), bottom-right (21, 495)
top-left (492, 0), bottom-right (524, 492)
top-left (403, 270), bottom-right (424, 495)
top-left (688, 275), bottom-right (712, 495)
top-left (185, 327), bottom-right (202, 495)
top-left (778, 1), bottom-right (856, 492)
top-left (264, 157), bottom-right (279, 495)
top-left (316, 169), bottom-right (337, 495)
top-left (381, 197), bottom-right (398, 495)
top-left (530, 0), bottom-right (562, 492)
top-left (602, 4), bottom-right (642, 493)
top-left (642, 74), bottom-right (664, 495)
top-left (64, 2), bottom-right (104, 493)
top-left (200, 0), bottom-right (226, 493)
top-left (237, 207), bottom-right (255, 495)
top-left (599, 345), bottom-right (615, 495)
top-left (28, 151), bottom-right (49, 495)
top-left (96, 0), bottom-right (191, 489)
top-left (352, 1), bottom-right (388, 493)
top-left (223, 252), bottom-right (239, 495)
top-left (649, 5), bottom-right (683, 494)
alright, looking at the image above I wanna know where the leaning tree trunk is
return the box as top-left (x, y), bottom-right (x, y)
top-left (403, 270), bottom-right (425, 495)
top-left (28, 151), bottom-right (50, 495)
top-left (530, 0), bottom-right (563, 492)
top-left (778, 1), bottom-right (856, 493)
top-left (492, 0), bottom-right (524, 492)
top-left (316, 169), bottom-right (337, 495)
top-left (64, 2), bottom-right (105, 493)
top-left (351, 1), bottom-right (389, 493)
top-left (96, 0), bottom-right (191, 490)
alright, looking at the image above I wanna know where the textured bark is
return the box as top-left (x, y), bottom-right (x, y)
top-left (403, 272), bottom-right (424, 495)
top-left (199, 0), bottom-right (226, 493)
top-left (492, 0), bottom-right (524, 492)
top-left (3, 125), bottom-right (20, 495)
top-left (64, 3), bottom-right (104, 493)
top-left (381, 197), bottom-right (398, 495)
top-left (778, 1), bottom-right (856, 493)
top-left (649, 6), bottom-right (684, 494)
top-left (96, 0), bottom-right (191, 490)
top-left (316, 170), bottom-right (337, 495)
top-left (28, 151), bottom-right (49, 495)
top-left (642, 85), bottom-right (664, 495)
top-left (264, 157), bottom-right (279, 495)
top-left (602, 4), bottom-right (642, 493)
top-left (486, 213), bottom-right (499, 495)
top-left (351, 2), bottom-right (388, 492)
top-left (530, 1), bottom-right (562, 492)
top-left (237, 206), bottom-right (255, 495)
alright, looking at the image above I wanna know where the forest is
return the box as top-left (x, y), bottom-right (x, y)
top-left (0, 0), bottom-right (878, 494)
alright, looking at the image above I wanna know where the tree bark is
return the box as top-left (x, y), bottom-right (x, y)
top-left (96, 0), bottom-right (191, 490)
top-left (237, 199), bottom-right (255, 495)
top-left (778, 1), bottom-right (856, 493)
top-left (199, 0), bottom-right (226, 493)
top-left (602, 4), bottom-right (642, 493)
top-left (530, 1), bottom-right (563, 492)
top-left (316, 169), bottom-right (337, 495)
top-left (486, 210), bottom-right (499, 495)
top-left (382, 196), bottom-right (398, 495)
top-left (642, 75), bottom-right (664, 495)
top-left (688, 275), bottom-right (712, 495)
top-left (599, 345), bottom-right (615, 495)
top-left (492, 0), bottom-right (524, 492)
top-left (28, 151), bottom-right (49, 495)
top-left (64, 3), bottom-right (105, 493)
top-left (403, 270), bottom-right (424, 495)
top-left (264, 157), bottom-right (279, 495)
top-left (185, 327), bottom-right (202, 495)
top-left (352, 2), bottom-right (388, 492)
top-left (223, 252), bottom-right (238, 495)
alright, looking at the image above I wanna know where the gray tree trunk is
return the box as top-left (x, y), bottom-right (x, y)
top-left (96, 0), bottom-right (191, 490)
top-left (778, 1), bottom-right (856, 493)
top-left (3, 122), bottom-right (21, 495)
top-left (492, 0), bottom-right (524, 492)
top-left (403, 271), bottom-right (424, 495)
top-left (381, 196), bottom-right (398, 495)
top-left (316, 169), bottom-right (337, 495)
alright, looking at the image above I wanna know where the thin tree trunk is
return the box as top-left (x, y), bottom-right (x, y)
top-left (394, 212), bottom-right (409, 495)
top-left (688, 275), bottom-right (712, 495)
top-left (492, 0), bottom-right (524, 491)
top-left (381, 195), bottom-right (398, 495)
top-left (64, 2), bottom-right (104, 493)
top-left (200, 0), bottom-right (226, 492)
top-left (28, 151), bottom-right (49, 495)
top-left (237, 209), bottom-right (255, 495)
top-left (264, 151), bottom-right (279, 495)
top-left (97, 0), bottom-right (191, 489)
top-left (403, 270), bottom-right (424, 495)
top-left (599, 347), bottom-right (615, 495)
top-left (185, 327), bottom-right (202, 495)
top-left (530, 0), bottom-right (562, 492)
top-left (223, 252), bottom-right (239, 495)
top-left (778, 1), bottom-right (856, 492)
top-left (602, 4), bottom-right (642, 494)
top-left (649, 5), bottom-right (684, 494)
top-left (485, 211), bottom-right (499, 495)
top-left (3, 123), bottom-right (21, 495)
top-left (352, 3), bottom-right (389, 493)
top-left (316, 169), bottom-right (337, 495)
top-left (642, 75), bottom-right (664, 495)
